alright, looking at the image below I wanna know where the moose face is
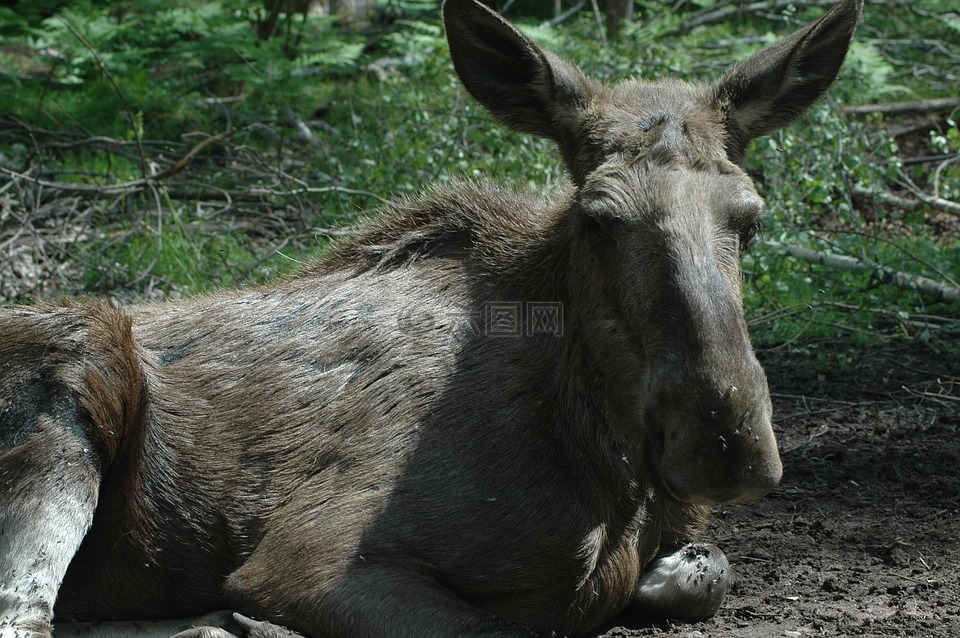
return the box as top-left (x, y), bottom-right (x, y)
top-left (445, 0), bottom-right (863, 504)
top-left (571, 102), bottom-right (779, 503)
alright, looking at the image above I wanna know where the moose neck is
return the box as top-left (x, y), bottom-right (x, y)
top-left (470, 201), bottom-right (659, 509)
top-left (563, 231), bottom-right (651, 459)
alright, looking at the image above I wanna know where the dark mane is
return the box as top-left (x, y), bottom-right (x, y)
top-left (311, 180), bottom-right (573, 282)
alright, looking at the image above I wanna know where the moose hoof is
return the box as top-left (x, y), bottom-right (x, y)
top-left (629, 542), bottom-right (732, 622)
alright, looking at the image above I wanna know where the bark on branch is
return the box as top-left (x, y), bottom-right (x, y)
top-left (852, 185), bottom-right (920, 212)
top-left (842, 97), bottom-right (960, 118)
top-left (0, 131), bottom-right (232, 197)
top-left (767, 241), bottom-right (960, 304)
top-left (674, 0), bottom-right (842, 34)
top-left (853, 184), bottom-right (960, 217)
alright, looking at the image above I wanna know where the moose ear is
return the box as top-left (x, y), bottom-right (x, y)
top-left (714, 0), bottom-right (864, 159)
top-left (442, 0), bottom-right (594, 142)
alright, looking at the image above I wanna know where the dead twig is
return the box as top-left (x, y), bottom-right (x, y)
top-left (0, 130), bottom-right (232, 197)
top-left (248, 185), bottom-right (390, 206)
top-left (900, 153), bottom-right (960, 167)
top-left (540, 0), bottom-right (586, 28)
top-left (157, 130), bottom-right (233, 180)
top-left (894, 169), bottom-right (960, 217)
top-left (588, 0), bottom-right (608, 48)
top-left (830, 302), bottom-right (960, 337)
top-left (901, 387), bottom-right (960, 407)
top-left (55, 16), bottom-right (147, 179)
top-left (673, 0), bottom-right (843, 35)
top-left (311, 225), bottom-right (363, 237)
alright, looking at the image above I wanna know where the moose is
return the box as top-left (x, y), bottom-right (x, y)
top-left (0, 0), bottom-right (863, 636)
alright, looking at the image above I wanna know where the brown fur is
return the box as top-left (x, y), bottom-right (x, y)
top-left (0, 1), bottom-right (863, 637)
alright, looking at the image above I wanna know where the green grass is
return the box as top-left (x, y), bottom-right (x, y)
top-left (0, 0), bottom-right (956, 351)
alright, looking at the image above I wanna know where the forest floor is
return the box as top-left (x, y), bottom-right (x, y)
top-left (599, 341), bottom-right (960, 638)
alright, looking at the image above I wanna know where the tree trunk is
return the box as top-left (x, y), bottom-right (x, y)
top-left (606, 0), bottom-right (634, 37)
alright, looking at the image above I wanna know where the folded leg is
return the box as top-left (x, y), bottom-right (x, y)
top-left (55, 611), bottom-right (239, 638)
top-left (224, 551), bottom-right (537, 638)
top-left (0, 412), bottom-right (100, 638)
top-left (1, 304), bottom-right (144, 638)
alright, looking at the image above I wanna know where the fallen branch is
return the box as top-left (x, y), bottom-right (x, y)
top-left (854, 183), bottom-right (960, 217)
top-left (673, 0), bottom-right (841, 34)
top-left (0, 165), bottom-right (136, 196)
top-left (158, 131), bottom-right (233, 180)
top-left (895, 170), bottom-right (960, 217)
top-left (902, 386), bottom-right (960, 407)
top-left (888, 117), bottom-right (945, 139)
top-left (901, 153), bottom-right (960, 167)
top-left (820, 301), bottom-right (960, 336)
top-left (918, 192), bottom-right (960, 216)
top-left (852, 185), bottom-right (920, 212)
top-left (312, 225), bottom-right (363, 237)
top-left (767, 241), bottom-right (960, 304)
top-left (540, 0), bottom-right (586, 28)
top-left (0, 130), bottom-right (232, 197)
top-left (248, 185), bottom-right (391, 206)
top-left (842, 97), bottom-right (960, 117)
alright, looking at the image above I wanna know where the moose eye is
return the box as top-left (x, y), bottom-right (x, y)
top-left (577, 196), bottom-right (624, 237)
top-left (739, 220), bottom-right (763, 253)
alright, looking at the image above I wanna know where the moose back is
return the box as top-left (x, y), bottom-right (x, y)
top-left (0, 0), bottom-right (863, 636)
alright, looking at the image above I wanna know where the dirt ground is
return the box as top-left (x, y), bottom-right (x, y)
top-left (597, 341), bottom-right (960, 638)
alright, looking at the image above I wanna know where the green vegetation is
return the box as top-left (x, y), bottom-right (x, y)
top-left (0, 0), bottom-right (957, 350)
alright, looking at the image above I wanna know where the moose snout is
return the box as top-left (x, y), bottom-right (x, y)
top-left (649, 377), bottom-right (782, 506)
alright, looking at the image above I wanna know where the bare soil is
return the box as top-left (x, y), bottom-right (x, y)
top-left (599, 341), bottom-right (960, 638)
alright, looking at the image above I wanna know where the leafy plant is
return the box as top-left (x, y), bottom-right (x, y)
top-left (0, 0), bottom-right (956, 353)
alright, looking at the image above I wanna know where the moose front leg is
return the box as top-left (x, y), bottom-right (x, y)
top-left (0, 417), bottom-right (99, 638)
top-left (628, 543), bottom-right (732, 622)
top-left (53, 611), bottom-right (301, 638)
top-left (224, 557), bottom-right (537, 638)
